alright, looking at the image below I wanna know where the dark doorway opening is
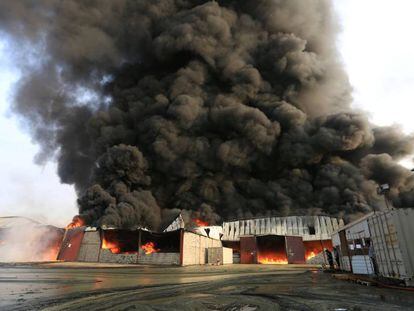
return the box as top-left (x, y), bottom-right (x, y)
top-left (140, 230), bottom-right (180, 254)
top-left (256, 235), bottom-right (288, 264)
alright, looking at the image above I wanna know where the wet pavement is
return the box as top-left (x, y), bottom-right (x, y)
top-left (1, 262), bottom-right (413, 310)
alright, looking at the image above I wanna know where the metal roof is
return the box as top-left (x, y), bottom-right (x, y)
top-left (0, 216), bottom-right (43, 229)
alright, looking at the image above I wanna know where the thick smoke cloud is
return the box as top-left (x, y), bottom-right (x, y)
top-left (1, 0), bottom-right (414, 229)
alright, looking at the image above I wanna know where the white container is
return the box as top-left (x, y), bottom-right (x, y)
top-left (368, 209), bottom-right (414, 286)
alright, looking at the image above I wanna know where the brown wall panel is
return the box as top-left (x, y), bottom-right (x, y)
top-left (240, 236), bottom-right (257, 264)
top-left (285, 236), bottom-right (305, 264)
top-left (57, 227), bottom-right (85, 261)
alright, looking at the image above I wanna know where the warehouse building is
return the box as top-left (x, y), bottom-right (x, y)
top-left (57, 214), bottom-right (343, 266)
top-left (57, 226), bottom-right (232, 266)
top-left (221, 216), bottom-right (343, 264)
top-left (332, 208), bottom-right (414, 286)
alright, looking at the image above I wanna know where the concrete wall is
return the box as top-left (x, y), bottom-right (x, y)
top-left (97, 250), bottom-right (180, 265)
top-left (99, 249), bottom-right (138, 264)
top-left (138, 252), bottom-right (180, 265)
top-left (182, 231), bottom-right (221, 266)
top-left (207, 247), bottom-right (233, 265)
top-left (77, 231), bottom-right (101, 262)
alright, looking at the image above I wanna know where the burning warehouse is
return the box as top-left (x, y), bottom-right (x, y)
top-left (57, 224), bottom-right (229, 266)
top-left (54, 214), bottom-right (342, 266)
top-left (221, 216), bottom-right (343, 264)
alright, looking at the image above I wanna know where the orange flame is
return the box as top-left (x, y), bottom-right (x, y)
top-left (141, 242), bottom-right (160, 254)
top-left (258, 252), bottom-right (288, 264)
top-left (41, 244), bottom-right (61, 261)
top-left (194, 219), bottom-right (209, 227)
top-left (306, 251), bottom-right (317, 260)
top-left (65, 217), bottom-right (85, 229)
top-left (101, 237), bottom-right (121, 254)
top-left (304, 240), bottom-right (333, 262)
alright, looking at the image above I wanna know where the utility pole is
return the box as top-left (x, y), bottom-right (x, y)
top-left (377, 183), bottom-right (391, 210)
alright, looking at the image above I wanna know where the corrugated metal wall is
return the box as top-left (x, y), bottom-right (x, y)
top-left (223, 216), bottom-right (343, 241)
top-left (351, 256), bottom-right (374, 274)
top-left (369, 209), bottom-right (414, 284)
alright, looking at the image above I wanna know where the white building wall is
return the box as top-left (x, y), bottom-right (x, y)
top-left (207, 247), bottom-right (233, 265)
top-left (77, 231), bottom-right (101, 262)
top-left (222, 216), bottom-right (342, 241)
top-left (182, 231), bottom-right (221, 266)
top-left (345, 219), bottom-right (370, 241)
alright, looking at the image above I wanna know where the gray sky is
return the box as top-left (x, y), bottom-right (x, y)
top-left (0, 0), bottom-right (413, 226)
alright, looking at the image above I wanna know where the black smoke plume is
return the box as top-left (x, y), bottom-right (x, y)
top-left (1, 0), bottom-right (414, 229)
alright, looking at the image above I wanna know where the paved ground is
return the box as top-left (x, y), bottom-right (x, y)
top-left (1, 262), bottom-right (414, 310)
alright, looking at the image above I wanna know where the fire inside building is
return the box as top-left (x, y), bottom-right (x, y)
top-left (56, 214), bottom-right (342, 266)
top-left (221, 216), bottom-right (343, 264)
top-left (58, 226), bottom-right (227, 266)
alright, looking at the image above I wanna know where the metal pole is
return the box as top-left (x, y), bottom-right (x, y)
top-left (137, 229), bottom-right (142, 263)
top-left (384, 195), bottom-right (391, 210)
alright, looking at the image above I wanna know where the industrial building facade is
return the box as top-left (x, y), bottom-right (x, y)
top-left (221, 216), bottom-right (343, 264)
top-left (57, 227), bottom-right (231, 266)
top-left (56, 215), bottom-right (343, 266)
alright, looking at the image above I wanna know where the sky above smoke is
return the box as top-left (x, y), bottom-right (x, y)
top-left (0, 0), bottom-right (414, 229)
